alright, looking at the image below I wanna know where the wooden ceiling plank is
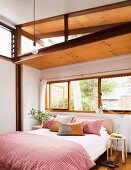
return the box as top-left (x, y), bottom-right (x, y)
top-left (16, 22), bottom-right (131, 62)
top-left (21, 30), bottom-right (45, 47)
top-left (19, 1), bottom-right (131, 28)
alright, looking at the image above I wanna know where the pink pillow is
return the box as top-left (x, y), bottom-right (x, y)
top-left (42, 117), bottom-right (55, 129)
top-left (83, 119), bottom-right (104, 136)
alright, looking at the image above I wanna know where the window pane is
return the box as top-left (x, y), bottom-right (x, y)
top-left (0, 26), bottom-right (11, 57)
top-left (50, 82), bottom-right (68, 109)
top-left (101, 76), bottom-right (131, 110)
top-left (71, 79), bottom-right (98, 111)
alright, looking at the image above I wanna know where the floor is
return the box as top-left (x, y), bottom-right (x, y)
top-left (92, 151), bottom-right (131, 170)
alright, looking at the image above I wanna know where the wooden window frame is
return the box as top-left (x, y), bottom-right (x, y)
top-left (46, 74), bottom-right (131, 114)
top-left (49, 82), bottom-right (69, 110)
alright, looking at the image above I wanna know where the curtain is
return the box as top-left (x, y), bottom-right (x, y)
top-left (40, 79), bottom-right (47, 112)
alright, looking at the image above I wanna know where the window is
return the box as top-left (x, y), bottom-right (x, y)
top-left (101, 76), bottom-right (131, 110)
top-left (47, 75), bottom-right (131, 112)
top-left (0, 25), bottom-right (13, 57)
top-left (50, 82), bottom-right (68, 109)
top-left (70, 79), bottom-right (98, 111)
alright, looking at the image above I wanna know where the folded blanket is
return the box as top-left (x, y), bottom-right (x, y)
top-left (0, 132), bottom-right (95, 170)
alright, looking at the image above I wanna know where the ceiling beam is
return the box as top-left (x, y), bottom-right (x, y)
top-left (15, 22), bottom-right (131, 63)
top-left (21, 30), bottom-right (45, 47)
top-left (19, 1), bottom-right (131, 28)
top-left (35, 23), bottom-right (123, 39)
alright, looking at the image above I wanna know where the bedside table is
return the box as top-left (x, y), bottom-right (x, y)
top-left (32, 125), bottom-right (42, 130)
top-left (107, 136), bottom-right (127, 163)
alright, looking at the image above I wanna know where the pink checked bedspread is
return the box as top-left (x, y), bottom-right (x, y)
top-left (0, 132), bottom-right (95, 170)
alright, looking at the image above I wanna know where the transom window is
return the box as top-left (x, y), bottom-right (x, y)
top-left (0, 25), bottom-right (11, 57)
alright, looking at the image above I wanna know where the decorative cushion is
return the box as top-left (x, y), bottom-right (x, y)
top-left (58, 122), bottom-right (84, 136)
top-left (56, 114), bottom-right (74, 123)
top-left (42, 117), bottom-right (55, 129)
top-left (50, 121), bottom-right (59, 132)
top-left (83, 119), bottom-right (104, 136)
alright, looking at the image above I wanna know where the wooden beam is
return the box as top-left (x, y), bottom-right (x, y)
top-left (21, 29), bottom-right (45, 47)
top-left (15, 26), bottom-right (22, 60)
top-left (70, 1), bottom-right (131, 17)
top-left (19, 1), bottom-right (131, 28)
top-left (68, 81), bottom-right (71, 110)
top-left (16, 65), bottom-right (22, 131)
top-left (16, 22), bottom-right (131, 62)
top-left (36, 23), bottom-right (122, 39)
top-left (98, 78), bottom-right (102, 108)
top-left (20, 15), bottom-right (63, 27)
top-left (15, 26), bottom-right (22, 131)
top-left (64, 14), bottom-right (68, 41)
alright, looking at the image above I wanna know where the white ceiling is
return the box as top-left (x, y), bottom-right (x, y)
top-left (0, 0), bottom-right (127, 26)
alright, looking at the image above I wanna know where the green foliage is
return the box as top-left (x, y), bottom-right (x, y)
top-left (79, 79), bottom-right (98, 110)
top-left (101, 79), bottom-right (116, 93)
top-left (28, 108), bottom-right (51, 124)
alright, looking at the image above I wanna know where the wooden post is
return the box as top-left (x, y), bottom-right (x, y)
top-left (64, 14), bottom-right (68, 42)
top-left (68, 81), bottom-right (71, 110)
top-left (15, 26), bottom-right (22, 131)
top-left (49, 84), bottom-right (52, 109)
top-left (98, 78), bottom-right (102, 108)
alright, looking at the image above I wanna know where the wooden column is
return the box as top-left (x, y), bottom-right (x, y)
top-left (98, 78), bottom-right (102, 108)
top-left (68, 81), bottom-right (71, 110)
top-left (64, 14), bottom-right (68, 42)
top-left (15, 26), bottom-right (22, 131)
top-left (49, 84), bottom-right (52, 109)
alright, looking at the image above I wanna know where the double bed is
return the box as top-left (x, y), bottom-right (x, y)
top-left (0, 116), bottom-right (112, 170)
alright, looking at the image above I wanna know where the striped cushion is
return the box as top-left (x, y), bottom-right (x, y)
top-left (83, 119), bottom-right (104, 136)
top-left (42, 117), bottom-right (55, 129)
top-left (58, 122), bottom-right (84, 136)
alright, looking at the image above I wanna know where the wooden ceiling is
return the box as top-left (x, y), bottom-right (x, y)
top-left (21, 2), bottom-right (131, 39)
top-left (16, 30), bottom-right (131, 69)
top-left (16, 1), bottom-right (131, 70)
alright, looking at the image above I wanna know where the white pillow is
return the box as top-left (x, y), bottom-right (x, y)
top-left (56, 114), bottom-right (74, 123)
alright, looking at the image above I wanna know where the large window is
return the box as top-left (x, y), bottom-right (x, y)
top-left (46, 75), bottom-right (131, 112)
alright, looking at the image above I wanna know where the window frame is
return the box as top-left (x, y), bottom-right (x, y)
top-left (49, 82), bottom-right (69, 110)
top-left (0, 21), bottom-right (15, 59)
top-left (46, 73), bottom-right (131, 114)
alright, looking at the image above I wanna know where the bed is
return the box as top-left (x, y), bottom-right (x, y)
top-left (0, 116), bottom-right (112, 170)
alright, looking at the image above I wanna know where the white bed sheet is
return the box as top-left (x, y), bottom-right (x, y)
top-left (30, 128), bottom-right (109, 161)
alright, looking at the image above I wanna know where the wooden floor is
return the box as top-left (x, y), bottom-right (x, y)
top-left (92, 151), bottom-right (131, 170)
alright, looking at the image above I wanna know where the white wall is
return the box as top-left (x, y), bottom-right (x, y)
top-left (41, 55), bottom-right (131, 81)
top-left (22, 65), bottom-right (41, 131)
top-left (0, 59), bottom-right (16, 132)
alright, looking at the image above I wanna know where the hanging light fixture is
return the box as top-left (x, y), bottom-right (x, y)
top-left (32, 0), bottom-right (38, 54)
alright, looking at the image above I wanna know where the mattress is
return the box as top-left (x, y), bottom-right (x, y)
top-left (30, 128), bottom-right (109, 161)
